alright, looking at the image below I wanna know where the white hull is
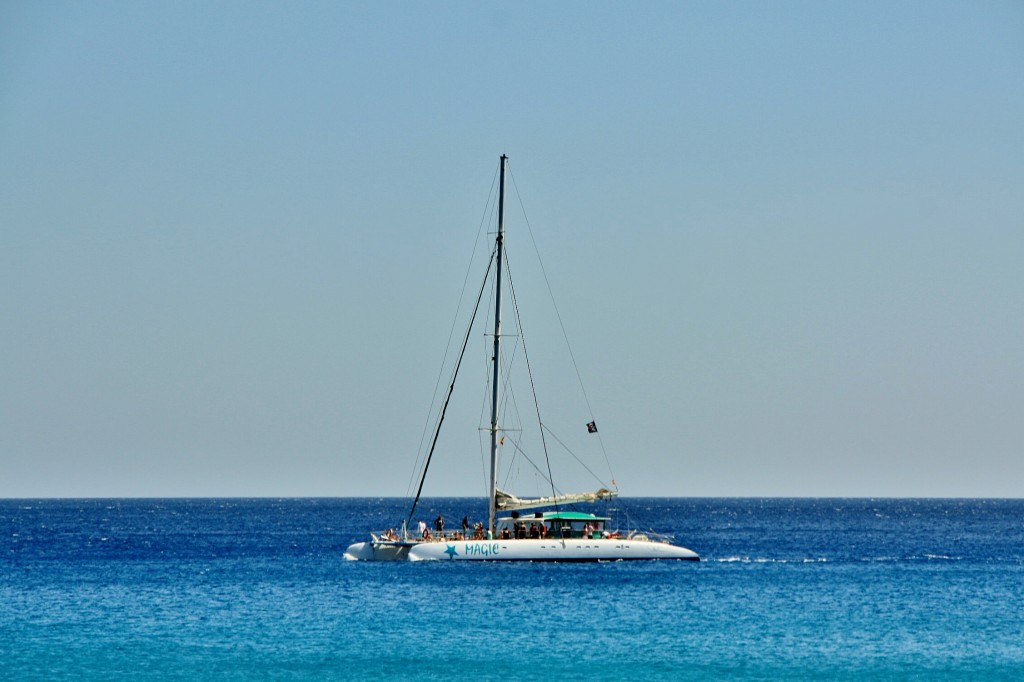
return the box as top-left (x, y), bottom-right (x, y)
top-left (344, 537), bottom-right (698, 562)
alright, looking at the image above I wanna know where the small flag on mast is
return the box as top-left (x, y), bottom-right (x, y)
top-left (586, 421), bottom-right (598, 434)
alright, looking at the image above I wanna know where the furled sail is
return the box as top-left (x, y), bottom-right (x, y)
top-left (495, 487), bottom-right (618, 512)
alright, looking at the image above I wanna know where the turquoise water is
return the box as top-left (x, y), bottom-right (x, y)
top-left (3, 498), bottom-right (1023, 680)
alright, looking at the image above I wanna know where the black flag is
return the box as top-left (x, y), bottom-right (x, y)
top-left (586, 421), bottom-right (598, 434)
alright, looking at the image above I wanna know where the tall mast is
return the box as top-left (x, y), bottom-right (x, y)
top-left (488, 154), bottom-right (507, 535)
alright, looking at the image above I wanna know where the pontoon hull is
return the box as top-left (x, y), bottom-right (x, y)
top-left (344, 538), bottom-right (698, 561)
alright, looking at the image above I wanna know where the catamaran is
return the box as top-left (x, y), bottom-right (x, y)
top-left (344, 156), bottom-right (698, 562)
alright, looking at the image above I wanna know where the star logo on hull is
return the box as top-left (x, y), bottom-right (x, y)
top-left (444, 544), bottom-right (458, 559)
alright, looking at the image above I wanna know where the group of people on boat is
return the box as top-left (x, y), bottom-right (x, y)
top-left (398, 514), bottom-right (488, 542)
top-left (382, 512), bottom-right (621, 544)
top-left (501, 520), bottom-right (552, 540)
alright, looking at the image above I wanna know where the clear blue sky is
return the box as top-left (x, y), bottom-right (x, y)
top-left (2, 2), bottom-right (1021, 498)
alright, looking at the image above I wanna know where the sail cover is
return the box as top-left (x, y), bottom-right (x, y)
top-left (494, 487), bottom-right (618, 512)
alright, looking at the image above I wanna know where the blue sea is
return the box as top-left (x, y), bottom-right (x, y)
top-left (2, 498), bottom-right (1023, 680)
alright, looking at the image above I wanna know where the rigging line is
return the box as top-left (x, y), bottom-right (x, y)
top-left (480, 313), bottom-right (522, 495)
top-left (540, 423), bottom-right (609, 489)
top-left (494, 273), bottom-right (526, 493)
top-left (477, 258), bottom-right (501, 493)
top-left (482, 253), bottom-right (528, 494)
top-left (406, 243), bottom-right (497, 530)
top-left (506, 164), bottom-right (617, 483)
top-left (406, 167), bottom-right (500, 497)
top-left (477, 263), bottom-right (502, 495)
top-left (497, 320), bottom-right (523, 446)
top-left (476, 355), bottom-right (491, 496)
top-left (493, 388), bottom-right (530, 490)
top-left (496, 339), bottom-right (529, 492)
top-left (499, 432), bottom-right (559, 493)
top-left (615, 498), bottom-right (665, 538)
top-left (505, 257), bottom-right (560, 510)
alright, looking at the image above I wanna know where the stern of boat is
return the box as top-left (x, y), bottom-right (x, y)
top-left (344, 540), bottom-right (413, 561)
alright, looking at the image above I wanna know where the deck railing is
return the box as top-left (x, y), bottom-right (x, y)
top-left (374, 528), bottom-right (627, 543)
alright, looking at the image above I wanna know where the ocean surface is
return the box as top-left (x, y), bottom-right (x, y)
top-left (2, 498), bottom-right (1023, 680)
